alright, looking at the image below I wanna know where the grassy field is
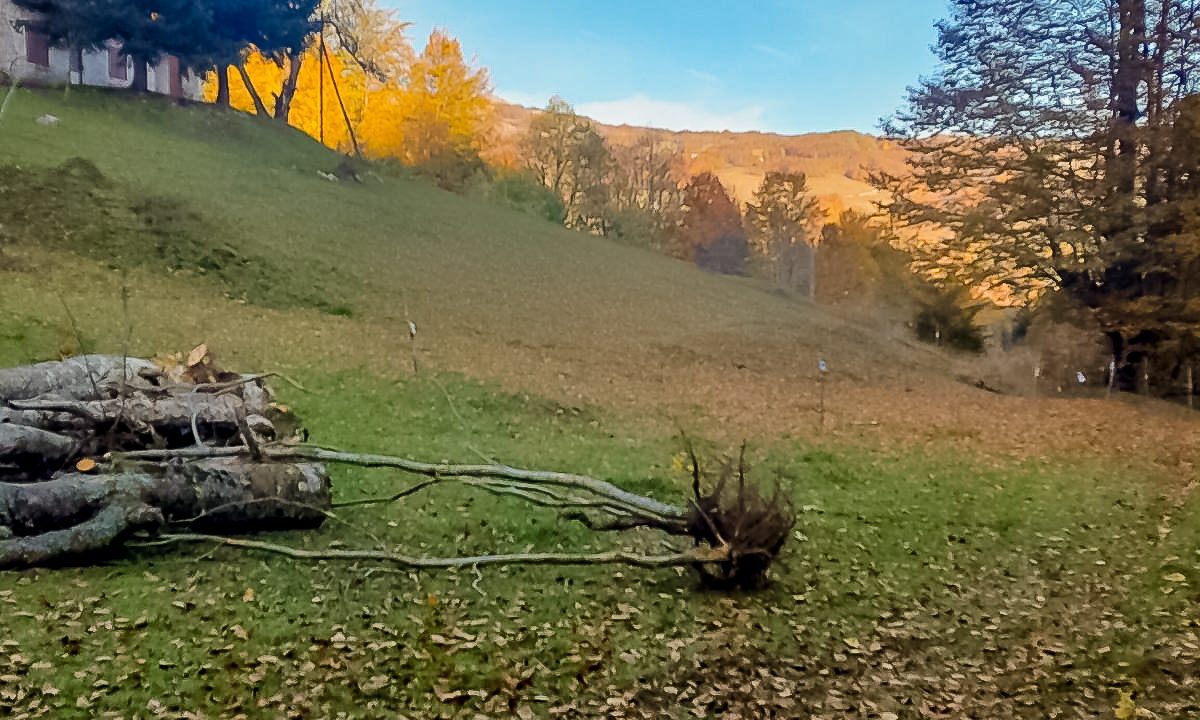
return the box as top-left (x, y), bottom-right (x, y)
top-left (1, 88), bottom-right (1199, 718)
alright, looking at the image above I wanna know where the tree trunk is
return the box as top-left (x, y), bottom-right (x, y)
top-left (215, 63), bottom-right (230, 107)
top-left (0, 460), bottom-right (329, 568)
top-left (808, 243), bottom-right (817, 302)
top-left (1111, 0), bottom-right (1147, 199)
top-left (273, 52), bottom-right (304, 123)
top-left (235, 61), bottom-right (272, 118)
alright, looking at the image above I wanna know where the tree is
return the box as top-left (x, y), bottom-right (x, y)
top-left (206, 2), bottom-right (413, 154)
top-left (744, 171), bottom-right (823, 298)
top-left (15, 0), bottom-right (214, 92)
top-left (610, 133), bottom-right (683, 245)
top-left (523, 97), bottom-right (615, 231)
top-left (817, 211), bottom-right (912, 309)
top-left (321, 0), bottom-right (412, 81)
top-left (233, 0), bottom-right (321, 122)
top-left (881, 0), bottom-right (1200, 388)
top-left (1108, 95), bottom-right (1200, 380)
top-left (394, 29), bottom-right (493, 179)
top-left (677, 172), bottom-right (748, 275)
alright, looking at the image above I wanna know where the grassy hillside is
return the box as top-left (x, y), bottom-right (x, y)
top-left (1, 89), bottom-right (1199, 718)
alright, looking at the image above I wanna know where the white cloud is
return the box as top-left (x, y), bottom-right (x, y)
top-left (498, 89), bottom-right (557, 109)
top-left (574, 94), bottom-right (767, 133)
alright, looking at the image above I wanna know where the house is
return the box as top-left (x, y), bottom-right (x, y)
top-left (0, 0), bottom-right (203, 100)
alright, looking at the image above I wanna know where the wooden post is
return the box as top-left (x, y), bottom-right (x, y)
top-left (817, 359), bottom-right (827, 433)
top-left (319, 30), bottom-right (326, 145)
top-left (321, 41), bottom-right (362, 158)
top-left (1187, 364), bottom-right (1194, 411)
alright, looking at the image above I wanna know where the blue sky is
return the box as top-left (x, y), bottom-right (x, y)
top-left (389, 0), bottom-right (949, 135)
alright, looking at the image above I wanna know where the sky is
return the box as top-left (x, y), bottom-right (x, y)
top-left (389, 0), bottom-right (950, 136)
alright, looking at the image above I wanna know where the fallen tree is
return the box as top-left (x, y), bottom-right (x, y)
top-left (1, 353), bottom-right (793, 587)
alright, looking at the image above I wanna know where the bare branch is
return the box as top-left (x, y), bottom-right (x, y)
top-left (149, 533), bottom-right (730, 570)
top-left (113, 444), bottom-right (688, 522)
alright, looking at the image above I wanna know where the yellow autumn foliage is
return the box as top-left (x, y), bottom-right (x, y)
top-left (204, 49), bottom-right (372, 156)
top-left (203, 28), bottom-right (493, 167)
top-left (397, 29), bottom-right (493, 164)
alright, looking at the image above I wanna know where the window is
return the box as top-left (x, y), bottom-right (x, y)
top-left (108, 44), bottom-right (127, 80)
top-left (25, 28), bottom-right (50, 67)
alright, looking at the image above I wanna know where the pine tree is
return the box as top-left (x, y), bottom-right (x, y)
top-left (744, 171), bottom-right (823, 297)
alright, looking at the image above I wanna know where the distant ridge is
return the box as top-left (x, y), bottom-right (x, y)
top-left (488, 100), bottom-right (910, 216)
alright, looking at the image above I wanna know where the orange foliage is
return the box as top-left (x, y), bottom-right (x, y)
top-left (203, 29), bottom-right (493, 166)
top-left (396, 29), bottom-right (493, 164)
top-left (205, 50), bottom-right (371, 155)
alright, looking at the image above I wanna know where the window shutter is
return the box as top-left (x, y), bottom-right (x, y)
top-left (25, 29), bottom-right (50, 67)
top-left (108, 44), bottom-right (127, 80)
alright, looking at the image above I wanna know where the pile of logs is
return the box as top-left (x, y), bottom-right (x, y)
top-left (0, 353), bottom-right (329, 568)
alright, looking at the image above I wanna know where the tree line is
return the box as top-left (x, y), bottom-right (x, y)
top-left (18, 1), bottom-right (491, 177)
top-left (518, 96), bottom-right (841, 295)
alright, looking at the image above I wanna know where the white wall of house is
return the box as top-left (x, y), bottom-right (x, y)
top-left (0, 0), bottom-right (203, 100)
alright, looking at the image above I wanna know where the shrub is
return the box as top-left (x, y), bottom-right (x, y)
top-left (912, 282), bottom-right (987, 353)
top-left (486, 170), bottom-right (566, 224)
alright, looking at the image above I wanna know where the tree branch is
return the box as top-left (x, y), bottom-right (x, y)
top-left (148, 532), bottom-right (730, 570)
top-left (114, 444), bottom-right (688, 522)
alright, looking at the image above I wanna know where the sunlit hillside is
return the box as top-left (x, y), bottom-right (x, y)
top-left (490, 101), bottom-right (907, 214)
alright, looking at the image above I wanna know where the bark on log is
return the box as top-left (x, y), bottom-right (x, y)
top-left (0, 355), bottom-right (330, 567)
top-left (0, 355), bottom-right (161, 401)
top-left (0, 424), bottom-right (78, 475)
top-left (8, 394), bottom-right (270, 445)
top-left (0, 459), bottom-right (330, 568)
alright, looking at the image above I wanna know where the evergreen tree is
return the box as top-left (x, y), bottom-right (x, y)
top-left (744, 171), bottom-right (823, 297)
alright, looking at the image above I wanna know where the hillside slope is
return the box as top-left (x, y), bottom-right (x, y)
top-left (2, 89), bottom-right (1198, 469)
top-left (0, 90), bottom-right (951, 415)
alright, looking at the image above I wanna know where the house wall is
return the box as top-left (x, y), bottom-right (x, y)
top-left (0, 0), bottom-right (203, 100)
top-left (0, 0), bottom-right (69, 85)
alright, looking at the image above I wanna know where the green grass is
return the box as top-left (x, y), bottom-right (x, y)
top-left (1, 371), bottom-right (1195, 717)
top-left (0, 88), bottom-right (1197, 717)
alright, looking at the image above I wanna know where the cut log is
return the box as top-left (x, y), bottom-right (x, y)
top-left (0, 354), bottom-right (328, 568)
top-left (0, 459), bottom-right (331, 568)
top-left (0, 424), bottom-right (80, 481)
top-left (0, 355), bottom-right (161, 401)
top-left (7, 393), bottom-right (267, 446)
